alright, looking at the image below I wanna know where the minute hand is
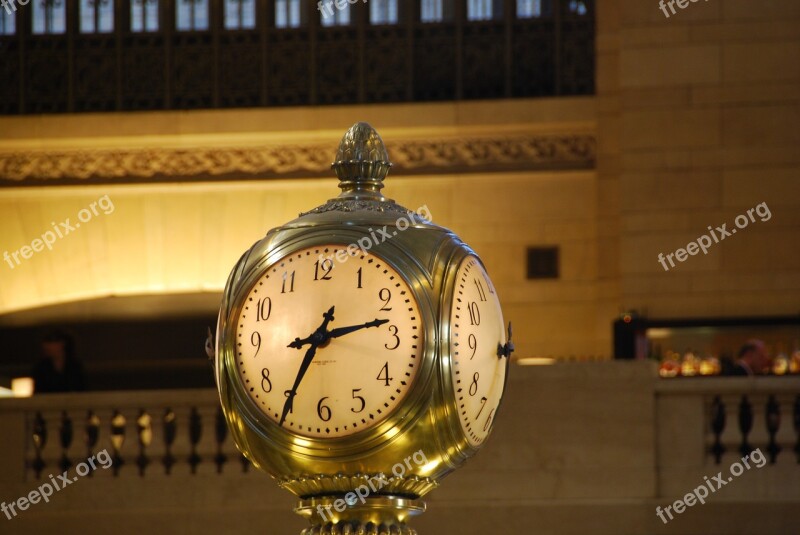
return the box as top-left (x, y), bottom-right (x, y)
top-left (280, 307), bottom-right (335, 426)
top-left (279, 343), bottom-right (318, 426)
top-left (328, 318), bottom-right (389, 339)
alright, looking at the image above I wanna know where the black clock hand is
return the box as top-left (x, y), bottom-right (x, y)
top-left (287, 334), bottom-right (314, 350)
top-left (497, 322), bottom-right (515, 359)
top-left (328, 318), bottom-right (389, 339)
top-left (287, 306), bottom-right (336, 349)
top-left (279, 343), bottom-right (318, 426)
top-left (281, 307), bottom-right (336, 426)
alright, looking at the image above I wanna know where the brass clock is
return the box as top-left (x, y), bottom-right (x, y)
top-left (234, 245), bottom-right (424, 438)
top-left (214, 123), bottom-right (513, 534)
top-left (447, 256), bottom-right (508, 448)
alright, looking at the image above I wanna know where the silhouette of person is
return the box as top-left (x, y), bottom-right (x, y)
top-left (726, 339), bottom-right (771, 376)
top-left (32, 329), bottom-right (86, 393)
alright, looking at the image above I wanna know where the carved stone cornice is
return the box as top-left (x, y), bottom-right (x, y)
top-left (0, 133), bottom-right (595, 185)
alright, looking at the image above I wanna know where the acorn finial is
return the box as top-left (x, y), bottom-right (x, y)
top-left (332, 122), bottom-right (392, 200)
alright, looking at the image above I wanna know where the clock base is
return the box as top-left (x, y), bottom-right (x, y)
top-left (295, 495), bottom-right (425, 535)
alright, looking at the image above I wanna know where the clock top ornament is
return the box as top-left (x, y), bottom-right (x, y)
top-left (215, 122), bottom-right (513, 535)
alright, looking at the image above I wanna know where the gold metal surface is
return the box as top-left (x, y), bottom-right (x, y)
top-left (215, 123), bottom-right (510, 533)
top-left (296, 496), bottom-right (425, 535)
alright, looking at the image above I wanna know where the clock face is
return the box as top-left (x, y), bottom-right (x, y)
top-left (234, 245), bottom-right (423, 439)
top-left (449, 256), bottom-right (507, 447)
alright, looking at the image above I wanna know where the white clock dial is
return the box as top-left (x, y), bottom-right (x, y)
top-left (449, 256), bottom-right (507, 447)
top-left (234, 245), bottom-right (423, 439)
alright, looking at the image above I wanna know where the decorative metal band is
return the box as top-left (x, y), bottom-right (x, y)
top-left (0, 133), bottom-right (595, 184)
top-left (301, 522), bottom-right (417, 535)
top-left (296, 496), bottom-right (425, 535)
top-left (279, 473), bottom-right (438, 499)
top-left (300, 200), bottom-right (416, 216)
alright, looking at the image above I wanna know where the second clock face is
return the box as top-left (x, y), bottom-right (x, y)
top-left (449, 256), bottom-right (507, 447)
top-left (234, 245), bottom-right (423, 439)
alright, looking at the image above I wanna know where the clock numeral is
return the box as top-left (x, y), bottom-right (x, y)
top-left (384, 324), bottom-right (400, 350)
top-left (313, 259), bottom-right (333, 281)
top-left (356, 267), bottom-right (363, 289)
top-left (251, 331), bottom-right (261, 358)
top-left (474, 278), bottom-right (487, 302)
top-left (283, 390), bottom-right (293, 414)
top-left (257, 297), bottom-right (272, 322)
top-left (261, 368), bottom-right (272, 393)
top-left (281, 270), bottom-right (295, 293)
top-left (317, 397), bottom-right (332, 422)
top-left (468, 333), bottom-right (477, 360)
top-left (467, 302), bottom-right (481, 326)
top-left (468, 372), bottom-right (480, 396)
top-left (476, 396), bottom-right (488, 418)
top-left (483, 408), bottom-right (496, 432)
top-left (378, 288), bottom-right (392, 311)
top-left (377, 362), bottom-right (394, 386)
top-left (351, 389), bottom-right (366, 413)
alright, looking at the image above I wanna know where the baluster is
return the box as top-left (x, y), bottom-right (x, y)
top-left (738, 395), bottom-right (753, 458)
top-left (136, 410), bottom-right (152, 477)
top-left (215, 407), bottom-right (227, 474)
top-left (765, 395), bottom-right (781, 464)
top-left (110, 410), bottom-right (127, 476)
top-left (710, 396), bottom-right (726, 464)
top-left (59, 411), bottom-right (73, 473)
top-left (163, 408), bottom-right (177, 475)
top-left (189, 407), bottom-right (202, 474)
top-left (31, 412), bottom-right (47, 478)
top-left (85, 411), bottom-right (100, 477)
top-left (794, 395), bottom-right (800, 464)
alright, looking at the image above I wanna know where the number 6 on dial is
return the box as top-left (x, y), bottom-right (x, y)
top-left (234, 245), bottom-right (424, 439)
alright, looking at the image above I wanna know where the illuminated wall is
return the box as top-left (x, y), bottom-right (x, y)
top-left (597, 0), bottom-right (800, 318)
top-left (0, 99), bottom-right (604, 359)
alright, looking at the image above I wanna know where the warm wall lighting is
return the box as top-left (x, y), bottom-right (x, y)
top-left (12, 377), bottom-right (34, 397)
top-left (514, 357), bottom-right (557, 366)
top-left (0, 377), bottom-right (34, 397)
top-left (646, 328), bottom-right (672, 339)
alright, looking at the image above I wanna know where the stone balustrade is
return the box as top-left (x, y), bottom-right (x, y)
top-left (0, 362), bottom-right (797, 534)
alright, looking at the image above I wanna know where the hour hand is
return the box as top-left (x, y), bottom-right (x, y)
top-left (287, 306), bottom-right (336, 349)
top-left (329, 318), bottom-right (389, 339)
top-left (288, 335), bottom-right (313, 350)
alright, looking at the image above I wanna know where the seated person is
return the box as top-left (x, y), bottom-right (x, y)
top-left (725, 339), bottom-right (770, 376)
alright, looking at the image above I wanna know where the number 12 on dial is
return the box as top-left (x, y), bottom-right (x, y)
top-left (234, 246), bottom-right (424, 439)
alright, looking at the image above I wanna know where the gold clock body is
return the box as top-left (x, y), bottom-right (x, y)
top-left (214, 123), bottom-right (511, 532)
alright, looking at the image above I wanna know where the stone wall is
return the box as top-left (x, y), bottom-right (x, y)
top-left (598, 0), bottom-right (800, 318)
